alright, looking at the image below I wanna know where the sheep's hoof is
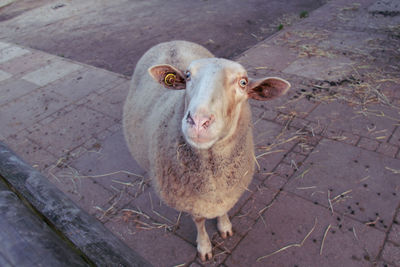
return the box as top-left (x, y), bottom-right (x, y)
top-left (198, 250), bottom-right (213, 262)
top-left (197, 240), bottom-right (212, 262)
top-left (220, 229), bottom-right (233, 239)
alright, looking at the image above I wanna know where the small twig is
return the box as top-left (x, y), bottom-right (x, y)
top-left (385, 166), bottom-right (400, 174)
top-left (296, 186), bottom-right (317, 190)
top-left (320, 224), bottom-right (332, 255)
top-left (352, 227), bottom-right (358, 240)
top-left (331, 189), bottom-right (352, 203)
top-left (327, 190), bottom-right (334, 215)
top-left (256, 149), bottom-right (285, 159)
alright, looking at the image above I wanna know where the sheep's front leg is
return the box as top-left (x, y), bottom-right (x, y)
top-left (217, 213), bottom-right (233, 239)
top-left (193, 216), bottom-right (212, 261)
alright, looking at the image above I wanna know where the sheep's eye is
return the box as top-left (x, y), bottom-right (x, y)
top-left (185, 71), bottom-right (191, 80)
top-left (239, 78), bottom-right (248, 88)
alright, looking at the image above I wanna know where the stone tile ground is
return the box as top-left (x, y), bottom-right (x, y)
top-left (1, 0), bottom-right (400, 266)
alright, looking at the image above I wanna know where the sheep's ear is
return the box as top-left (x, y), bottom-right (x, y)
top-left (247, 77), bottom-right (290, 101)
top-left (148, 64), bottom-right (186, 90)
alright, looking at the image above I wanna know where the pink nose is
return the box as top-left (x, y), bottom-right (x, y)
top-left (186, 112), bottom-right (215, 129)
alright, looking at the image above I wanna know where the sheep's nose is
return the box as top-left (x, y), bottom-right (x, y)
top-left (186, 112), bottom-right (215, 129)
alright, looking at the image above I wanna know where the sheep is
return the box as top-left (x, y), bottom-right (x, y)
top-left (123, 40), bottom-right (290, 261)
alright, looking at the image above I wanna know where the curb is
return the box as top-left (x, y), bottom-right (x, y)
top-left (0, 141), bottom-right (151, 267)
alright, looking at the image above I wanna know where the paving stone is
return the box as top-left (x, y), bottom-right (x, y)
top-left (274, 96), bottom-right (320, 119)
top-left (0, 41), bottom-right (10, 50)
top-left (237, 43), bottom-right (298, 72)
top-left (283, 55), bottom-right (355, 81)
top-left (65, 130), bottom-right (146, 196)
top-left (189, 261), bottom-right (202, 267)
top-left (0, 51), bottom-right (54, 75)
top-left (377, 142), bottom-right (399, 158)
top-left (85, 81), bottom-right (129, 120)
top-left (318, 30), bottom-right (388, 55)
top-left (282, 151), bottom-right (307, 166)
top-left (21, 59), bottom-right (82, 86)
top-left (0, 46), bottom-right (30, 63)
top-left (237, 187), bottom-right (276, 222)
top-left (389, 127), bottom-right (400, 147)
top-left (226, 192), bottom-right (385, 266)
top-left (105, 215), bottom-right (196, 266)
top-left (339, 131), bottom-right (361, 145)
top-left (0, 78), bottom-right (39, 106)
top-left (306, 121), bottom-right (326, 136)
top-left (307, 101), bottom-right (398, 140)
top-left (0, 87), bottom-right (69, 138)
top-left (253, 119), bottom-right (298, 174)
top-left (289, 117), bottom-right (309, 130)
top-left (285, 139), bottom-right (400, 232)
top-left (28, 105), bottom-right (115, 157)
top-left (357, 137), bottom-right (380, 151)
top-left (388, 223), bottom-right (400, 245)
top-left (381, 241), bottom-right (400, 267)
top-left (321, 127), bottom-right (342, 140)
top-left (250, 105), bottom-right (278, 121)
top-left (43, 67), bottom-right (124, 103)
top-left (263, 174), bottom-right (286, 191)
top-left (0, 69), bottom-right (11, 82)
top-left (5, 130), bottom-right (57, 171)
top-left (46, 166), bottom-right (119, 220)
top-left (126, 185), bottom-right (180, 227)
top-left (274, 162), bottom-right (298, 179)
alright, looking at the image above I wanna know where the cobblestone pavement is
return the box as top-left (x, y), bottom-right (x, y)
top-left (0, 0), bottom-right (399, 266)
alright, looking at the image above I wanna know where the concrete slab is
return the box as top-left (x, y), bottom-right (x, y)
top-left (85, 81), bottom-right (129, 120)
top-left (253, 119), bottom-right (297, 175)
top-left (0, 87), bottom-right (69, 138)
top-left (5, 130), bottom-right (57, 171)
top-left (226, 192), bottom-right (385, 266)
top-left (0, 50), bottom-right (54, 75)
top-left (106, 216), bottom-right (197, 266)
top-left (0, 0), bottom-right (15, 9)
top-left (237, 43), bottom-right (298, 72)
top-left (0, 41), bottom-right (11, 50)
top-left (42, 67), bottom-right (126, 103)
top-left (0, 69), bottom-right (11, 81)
top-left (0, 78), bottom-right (38, 106)
top-left (21, 59), bottom-right (81, 86)
top-left (306, 101), bottom-right (399, 141)
top-left (285, 139), bottom-right (400, 232)
top-left (283, 55), bottom-right (355, 81)
top-left (0, 46), bottom-right (30, 63)
top-left (27, 104), bottom-right (116, 157)
top-left (389, 126), bottom-right (400, 147)
top-left (381, 241), bottom-right (400, 266)
top-left (64, 130), bottom-right (146, 197)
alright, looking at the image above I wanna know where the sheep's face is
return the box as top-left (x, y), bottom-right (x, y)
top-left (149, 58), bottom-right (290, 150)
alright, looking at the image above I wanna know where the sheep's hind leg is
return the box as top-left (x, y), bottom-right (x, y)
top-left (217, 213), bottom-right (233, 239)
top-left (193, 216), bottom-right (212, 262)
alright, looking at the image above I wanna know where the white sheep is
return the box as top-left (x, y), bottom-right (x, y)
top-left (123, 40), bottom-right (290, 261)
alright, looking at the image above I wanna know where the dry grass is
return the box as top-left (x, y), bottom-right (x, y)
top-left (256, 218), bottom-right (318, 261)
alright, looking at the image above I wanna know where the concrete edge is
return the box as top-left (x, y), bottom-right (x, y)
top-left (0, 141), bottom-right (152, 267)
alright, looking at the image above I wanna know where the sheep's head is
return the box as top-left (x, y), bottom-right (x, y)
top-left (149, 58), bottom-right (290, 150)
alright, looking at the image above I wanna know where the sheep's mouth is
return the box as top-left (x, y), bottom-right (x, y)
top-left (185, 135), bottom-right (217, 150)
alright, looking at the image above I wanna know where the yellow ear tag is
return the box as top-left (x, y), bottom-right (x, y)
top-left (164, 73), bottom-right (176, 86)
